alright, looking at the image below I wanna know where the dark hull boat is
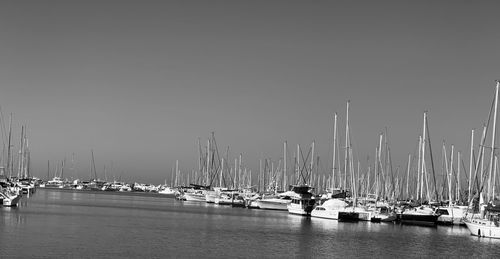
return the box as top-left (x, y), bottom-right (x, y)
top-left (338, 211), bottom-right (360, 222)
top-left (400, 207), bottom-right (439, 226)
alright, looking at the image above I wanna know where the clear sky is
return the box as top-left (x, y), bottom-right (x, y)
top-left (1, 0), bottom-right (499, 184)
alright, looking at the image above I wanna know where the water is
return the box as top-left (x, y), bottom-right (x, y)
top-left (1, 189), bottom-right (500, 258)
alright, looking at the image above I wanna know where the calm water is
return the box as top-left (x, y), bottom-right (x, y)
top-left (1, 189), bottom-right (500, 258)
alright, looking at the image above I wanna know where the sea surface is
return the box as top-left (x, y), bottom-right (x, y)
top-left (1, 189), bottom-right (500, 258)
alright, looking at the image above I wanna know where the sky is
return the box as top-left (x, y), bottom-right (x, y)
top-left (0, 0), bottom-right (499, 185)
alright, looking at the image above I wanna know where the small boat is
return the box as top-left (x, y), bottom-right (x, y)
top-left (287, 185), bottom-right (315, 216)
top-left (435, 205), bottom-right (467, 225)
top-left (182, 184), bottom-right (209, 202)
top-left (45, 176), bottom-right (64, 188)
top-left (371, 205), bottom-right (397, 222)
top-left (400, 206), bottom-right (439, 226)
top-left (253, 191), bottom-right (296, 211)
top-left (0, 189), bottom-right (21, 207)
top-left (464, 201), bottom-right (500, 238)
top-left (311, 198), bottom-right (348, 220)
top-left (183, 190), bottom-right (207, 202)
top-left (158, 185), bottom-right (176, 195)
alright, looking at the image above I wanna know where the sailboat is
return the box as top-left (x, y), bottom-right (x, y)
top-left (400, 112), bottom-right (440, 226)
top-left (0, 176), bottom-right (21, 207)
top-left (464, 81), bottom-right (500, 238)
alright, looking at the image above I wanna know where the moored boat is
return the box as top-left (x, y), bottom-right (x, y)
top-left (287, 185), bottom-right (315, 216)
top-left (400, 206), bottom-right (439, 226)
top-left (253, 191), bottom-right (296, 211)
top-left (435, 205), bottom-right (467, 225)
top-left (311, 198), bottom-right (348, 220)
top-left (464, 201), bottom-right (500, 238)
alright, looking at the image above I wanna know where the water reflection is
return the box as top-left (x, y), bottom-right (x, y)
top-left (2, 189), bottom-right (500, 258)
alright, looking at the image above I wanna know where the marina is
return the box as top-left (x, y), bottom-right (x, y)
top-left (2, 188), bottom-right (500, 258)
top-left (2, 1), bottom-right (500, 257)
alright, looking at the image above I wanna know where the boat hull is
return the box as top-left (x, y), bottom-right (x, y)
top-left (254, 199), bottom-right (290, 211)
top-left (338, 211), bottom-right (360, 222)
top-left (2, 195), bottom-right (21, 207)
top-left (183, 193), bottom-right (207, 202)
top-left (400, 214), bottom-right (439, 226)
top-left (311, 209), bottom-right (340, 220)
top-left (465, 219), bottom-right (500, 238)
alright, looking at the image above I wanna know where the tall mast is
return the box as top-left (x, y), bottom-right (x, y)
top-left (449, 145), bottom-right (454, 206)
top-left (377, 133), bottom-right (383, 200)
top-left (488, 81), bottom-right (499, 201)
top-left (17, 126), bottom-right (24, 178)
top-left (457, 151), bottom-right (461, 203)
top-left (170, 164), bottom-right (174, 186)
top-left (297, 144), bottom-right (300, 185)
top-left (417, 136), bottom-right (422, 200)
top-left (332, 113), bottom-right (337, 189)
top-left (420, 112), bottom-right (428, 201)
top-left (468, 129), bottom-right (475, 203)
top-left (206, 139), bottom-right (210, 186)
top-left (238, 153), bottom-right (242, 190)
top-left (220, 157), bottom-right (224, 187)
top-left (406, 153), bottom-right (411, 199)
top-left (310, 141), bottom-right (315, 186)
top-left (6, 113), bottom-right (12, 178)
top-left (197, 138), bottom-right (202, 182)
top-left (494, 155), bottom-right (498, 201)
top-left (283, 141), bottom-right (287, 191)
top-left (175, 160), bottom-right (179, 186)
top-left (92, 149), bottom-right (98, 180)
top-left (344, 101), bottom-right (350, 190)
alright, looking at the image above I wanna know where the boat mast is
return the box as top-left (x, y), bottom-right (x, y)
top-left (377, 133), bottom-right (383, 201)
top-left (6, 113), bottom-right (12, 178)
top-left (457, 151), bottom-right (461, 203)
top-left (297, 144), bottom-right (300, 185)
top-left (449, 145), bottom-right (454, 206)
top-left (416, 136), bottom-right (422, 201)
top-left (406, 153), bottom-right (411, 199)
top-left (283, 141), bottom-right (287, 191)
top-left (310, 141), bottom-right (315, 186)
top-left (468, 129), bottom-right (474, 203)
top-left (421, 112), bottom-right (428, 202)
top-left (206, 138), bottom-right (210, 186)
top-left (344, 101), bottom-right (350, 191)
top-left (220, 157), bottom-right (224, 188)
top-left (238, 153), bottom-right (242, 190)
top-left (332, 113), bottom-right (337, 190)
top-left (17, 126), bottom-right (24, 178)
top-left (488, 81), bottom-right (499, 202)
top-left (175, 160), bottom-right (179, 186)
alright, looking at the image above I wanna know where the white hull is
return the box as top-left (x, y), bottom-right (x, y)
top-left (158, 189), bottom-right (175, 195)
top-left (183, 192), bottom-right (207, 202)
top-left (436, 206), bottom-right (467, 225)
top-left (371, 212), bottom-right (397, 222)
top-left (214, 197), bottom-right (233, 205)
top-left (288, 203), bottom-right (310, 216)
top-left (205, 193), bottom-right (217, 203)
top-left (255, 199), bottom-right (291, 211)
top-left (1, 194), bottom-right (21, 207)
top-left (465, 218), bottom-right (500, 238)
top-left (311, 208), bottom-right (340, 220)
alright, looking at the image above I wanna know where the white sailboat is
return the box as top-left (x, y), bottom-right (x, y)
top-left (464, 81), bottom-right (500, 238)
